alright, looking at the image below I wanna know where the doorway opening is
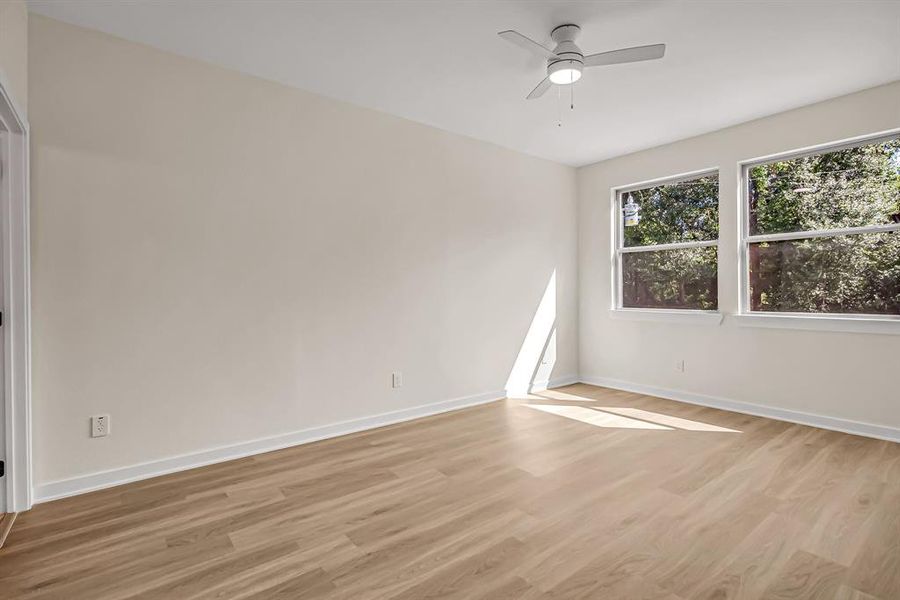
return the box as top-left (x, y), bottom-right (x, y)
top-left (0, 77), bottom-right (31, 517)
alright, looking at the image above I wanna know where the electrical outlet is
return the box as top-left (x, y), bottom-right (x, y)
top-left (676, 359), bottom-right (685, 373)
top-left (392, 372), bottom-right (403, 388)
top-left (91, 414), bottom-right (110, 438)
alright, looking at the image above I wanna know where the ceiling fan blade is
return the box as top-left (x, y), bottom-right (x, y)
top-left (498, 30), bottom-right (558, 60)
top-left (527, 77), bottom-right (552, 100)
top-left (584, 43), bottom-right (666, 67)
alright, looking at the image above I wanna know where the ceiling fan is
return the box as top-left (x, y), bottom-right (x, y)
top-left (498, 24), bottom-right (665, 99)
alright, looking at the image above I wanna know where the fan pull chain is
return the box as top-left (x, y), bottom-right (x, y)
top-left (557, 85), bottom-right (562, 127)
top-left (570, 78), bottom-right (575, 110)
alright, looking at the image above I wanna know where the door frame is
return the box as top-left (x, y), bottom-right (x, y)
top-left (0, 75), bottom-right (31, 513)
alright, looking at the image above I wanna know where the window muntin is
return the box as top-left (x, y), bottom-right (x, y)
top-left (615, 171), bottom-right (719, 311)
top-left (742, 133), bottom-right (900, 317)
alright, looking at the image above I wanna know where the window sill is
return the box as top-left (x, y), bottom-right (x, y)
top-left (609, 309), bottom-right (724, 325)
top-left (732, 313), bottom-right (900, 335)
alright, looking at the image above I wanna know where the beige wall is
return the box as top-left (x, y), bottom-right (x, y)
top-left (578, 81), bottom-right (900, 430)
top-left (29, 15), bottom-right (578, 486)
top-left (0, 0), bottom-right (27, 116)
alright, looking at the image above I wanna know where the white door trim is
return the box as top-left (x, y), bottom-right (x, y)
top-left (0, 75), bottom-right (31, 513)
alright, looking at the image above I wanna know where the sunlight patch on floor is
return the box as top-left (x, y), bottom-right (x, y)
top-left (594, 406), bottom-right (740, 433)
top-left (523, 403), bottom-right (741, 433)
top-left (533, 390), bottom-right (601, 402)
top-left (525, 404), bottom-right (672, 430)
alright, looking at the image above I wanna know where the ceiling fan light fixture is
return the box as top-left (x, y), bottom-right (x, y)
top-left (549, 68), bottom-right (580, 85)
top-left (548, 60), bottom-right (582, 85)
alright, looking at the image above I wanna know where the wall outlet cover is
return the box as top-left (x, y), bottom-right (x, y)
top-left (91, 414), bottom-right (110, 438)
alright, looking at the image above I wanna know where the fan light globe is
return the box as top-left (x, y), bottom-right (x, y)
top-left (549, 67), bottom-right (582, 85)
top-left (547, 59), bottom-right (583, 85)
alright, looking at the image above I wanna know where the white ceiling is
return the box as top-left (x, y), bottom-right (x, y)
top-left (27, 1), bottom-right (900, 167)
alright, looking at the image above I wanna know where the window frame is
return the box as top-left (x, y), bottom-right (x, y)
top-left (737, 129), bottom-right (900, 326)
top-left (610, 167), bottom-right (721, 320)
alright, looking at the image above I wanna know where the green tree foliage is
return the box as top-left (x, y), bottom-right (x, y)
top-left (621, 176), bottom-right (718, 309)
top-left (624, 176), bottom-right (719, 247)
top-left (622, 245), bottom-right (717, 310)
top-left (748, 139), bottom-right (900, 314)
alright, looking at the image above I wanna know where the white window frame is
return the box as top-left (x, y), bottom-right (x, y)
top-left (736, 129), bottom-right (900, 335)
top-left (610, 168), bottom-right (722, 324)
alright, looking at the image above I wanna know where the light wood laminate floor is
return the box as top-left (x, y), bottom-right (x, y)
top-left (2, 384), bottom-right (899, 599)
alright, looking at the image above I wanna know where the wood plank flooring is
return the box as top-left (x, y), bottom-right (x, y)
top-left (2, 383), bottom-right (898, 599)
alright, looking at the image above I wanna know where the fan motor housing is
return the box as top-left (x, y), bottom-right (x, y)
top-left (550, 24), bottom-right (581, 44)
top-left (548, 25), bottom-right (584, 83)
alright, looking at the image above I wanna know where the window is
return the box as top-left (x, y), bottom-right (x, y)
top-left (613, 171), bottom-right (719, 311)
top-left (741, 133), bottom-right (900, 317)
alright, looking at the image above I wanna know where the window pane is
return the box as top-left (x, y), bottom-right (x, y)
top-left (622, 246), bottom-right (718, 310)
top-left (748, 137), bottom-right (900, 236)
top-left (622, 174), bottom-right (719, 247)
top-left (749, 232), bottom-right (900, 315)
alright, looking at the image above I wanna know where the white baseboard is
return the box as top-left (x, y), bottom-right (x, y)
top-left (507, 374), bottom-right (580, 396)
top-left (34, 389), bottom-right (505, 504)
top-left (538, 374), bottom-right (581, 392)
top-left (580, 375), bottom-right (900, 443)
